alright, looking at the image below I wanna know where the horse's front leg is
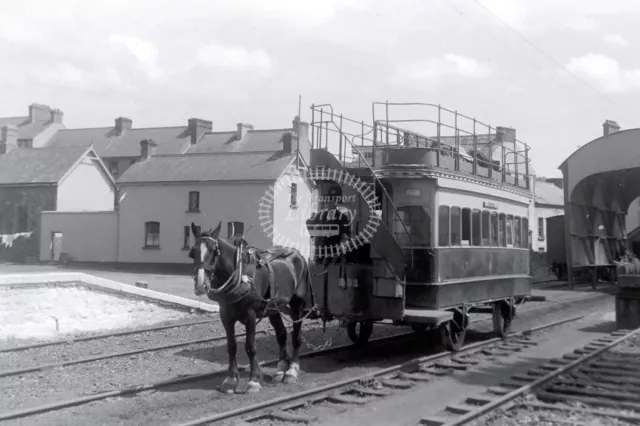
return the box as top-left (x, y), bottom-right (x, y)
top-left (220, 311), bottom-right (239, 394)
top-left (268, 313), bottom-right (289, 382)
top-left (244, 308), bottom-right (262, 393)
top-left (284, 298), bottom-right (303, 384)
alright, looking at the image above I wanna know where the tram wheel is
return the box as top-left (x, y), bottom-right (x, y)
top-left (492, 300), bottom-right (514, 339)
top-left (440, 313), bottom-right (466, 352)
top-left (346, 320), bottom-right (374, 345)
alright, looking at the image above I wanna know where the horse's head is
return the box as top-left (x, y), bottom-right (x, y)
top-left (188, 221), bottom-right (222, 296)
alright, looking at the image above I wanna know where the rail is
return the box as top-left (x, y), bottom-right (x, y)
top-left (310, 104), bottom-right (413, 268)
top-left (372, 102), bottom-right (532, 190)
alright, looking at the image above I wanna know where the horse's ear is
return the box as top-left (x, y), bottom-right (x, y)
top-left (191, 222), bottom-right (200, 238)
top-left (187, 247), bottom-right (195, 260)
top-left (211, 221), bottom-right (222, 239)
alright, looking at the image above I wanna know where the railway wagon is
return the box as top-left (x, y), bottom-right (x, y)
top-left (305, 102), bottom-right (533, 351)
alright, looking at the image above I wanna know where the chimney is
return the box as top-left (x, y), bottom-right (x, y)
top-left (29, 103), bottom-right (52, 122)
top-left (603, 120), bottom-right (620, 136)
top-left (282, 132), bottom-right (293, 154)
top-left (0, 125), bottom-right (19, 155)
top-left (236, 123), bottom-right (254, 140)
top-left (115, 117), bottom-right (132, 135)
top-left (50, 108), bottom-right (64, 124)
top-left (292, 116), bottom-right (301, 136)
top-left (188, 118), bottom-right (213, 144)
top-left (139, 139), bottom-right (157, 160)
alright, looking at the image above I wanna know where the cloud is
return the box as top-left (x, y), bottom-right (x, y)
top-left (565, 53), bottom-right (640, 93)
top-left (27, 61), bottom-right (125, 92)
top-left (198, 44), bottom-right (272, 74)
top-left (109, 34), bottom-right (163, 80)
top-left (604, 33), bottom-right (629, 48)
top-left (393, 54), bottom-right (491, 83)
top-left (564, 16), bottom-right (596, 32)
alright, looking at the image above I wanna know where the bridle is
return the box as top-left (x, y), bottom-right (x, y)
top-left (192, 235), bottom-right (245, 297)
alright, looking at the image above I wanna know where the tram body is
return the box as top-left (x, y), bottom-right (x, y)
top-left (305, 102), bottom-right (533, 349)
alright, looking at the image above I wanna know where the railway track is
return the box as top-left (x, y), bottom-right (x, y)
top-left (168, 316), bottom-right (585, 426)
top-left (418, 327), bottom-right (640, 426)
top-left (0, 292), bottom-right (601, 381)
top-left (0, 291), bottom-right (610, 424)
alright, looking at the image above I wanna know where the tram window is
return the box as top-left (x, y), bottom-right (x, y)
top-left (523, 218), bottom-right (529, 248)
top-left (506, 215), bottom-right (513, 246)
top-left (471, 209), bottom-right (481, 246)
top-left (481, 210), bottom-right (490, 246)
top-left (498, 213), bottom-right (506, 246)
top-left (491, 212), bottom-right (498, 246)
top-left (514, 217), bottom-right (522, 247)
top-left (461, 208), bottom-right (471, 246)
top-left (451, 206), bottom-right (461, 245)
top-left (395, 206), bottom-right (431, 247)
top-left (438, 205), bottom-right (450, 246)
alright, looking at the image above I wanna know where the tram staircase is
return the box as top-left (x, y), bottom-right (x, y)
top-left (309, 148), bottom-right (409, 298)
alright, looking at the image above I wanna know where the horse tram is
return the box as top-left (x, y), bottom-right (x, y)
top-left (305, 102), bottom-right (533, 351)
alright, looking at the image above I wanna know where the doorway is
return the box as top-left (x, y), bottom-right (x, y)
top-left (51, 232), bottom-right (63, 262)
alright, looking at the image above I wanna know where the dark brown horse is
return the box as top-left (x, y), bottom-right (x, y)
top-left (188, 222), bottom-right (315, 393)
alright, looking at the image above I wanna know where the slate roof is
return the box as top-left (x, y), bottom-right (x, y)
top-left (118, 151), bottom-right (296, 184)
top-left (0, 115), bottom-right (58, 140)
top-left (187, 129), bottom-right (292, 154)
top-left (0, 146), bottom-right (89, 185)
top-left (47, 126), bottom-right (192, 158)
top-left (535, 179), bottom-right (564, 207)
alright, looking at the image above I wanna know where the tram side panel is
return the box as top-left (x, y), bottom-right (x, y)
top-left (406, 180), bottom-right (533, 310)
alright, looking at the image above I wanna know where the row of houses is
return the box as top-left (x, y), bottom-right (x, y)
top-left (0, 102), bottom-right (568, 271)
top-left (0, 103), bottom-right (313, 271)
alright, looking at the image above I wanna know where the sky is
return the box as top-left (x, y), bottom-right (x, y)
top-left (1, 0), bottom-right (639, 178)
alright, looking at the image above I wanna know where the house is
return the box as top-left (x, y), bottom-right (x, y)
top-left (0, 103), bottom-right (65, 152)
top-left (114, 121), bottom-right (314, 269)
top-left (532, 177), bottom-right (564, 252)
top-left (45, 116), bottom-right (213, 180)
top-left (0, 146), bottom-right (116, 262)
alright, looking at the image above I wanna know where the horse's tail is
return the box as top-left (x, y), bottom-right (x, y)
top-left (305, 255), bottom-right (316, 310)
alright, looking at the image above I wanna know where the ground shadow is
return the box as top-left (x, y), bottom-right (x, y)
top-left (578, 320), bottom-right (617, 334)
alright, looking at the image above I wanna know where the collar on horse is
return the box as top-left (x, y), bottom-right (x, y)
top-left (199, 236), bottom-right (250, 304)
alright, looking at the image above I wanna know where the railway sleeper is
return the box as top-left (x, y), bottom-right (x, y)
top-left (554, 377), bottom-right (640, 393)
top-left (434, 361), bottom-right (468, 371)
top-left (587, 359), bottom-right (640, 371)
top-left (578, 365), bottom-right (640, 379)
top-left (419, 366), bottom-right (452, 376)
top-left (268, 410), bottom-right (316, 424)
top-left (536, 390), bottom-right (640, 412)
top-left (571, 370), bottom-right (640, 386)
top-left (420, 416), bottom-right (449, 426)
top-left (350, 386), bottom-right (393, 397)
top-left (445, 403), bottom-right (474, 415)
top-left (510, 374), bottom-right (537, 383)
top-left (487, 386), bottom-right (512, 395)
top-left (525, 401), bottom-right (640, 423)
top-left (546, 384), bottom-right (640, 403)
top-left (464, 395), bottom-right (493, 406)
top-left (399, 372), bottom-right (432, 382)
top-left (379, 378), bottom-right (414, 389)
top-left (326, 392), bottom-right (376, 405)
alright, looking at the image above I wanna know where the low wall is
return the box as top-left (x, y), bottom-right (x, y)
top-left (40, 211), bottom-right (118, 263)
top-left (0, 272), bottom-right (219, 313)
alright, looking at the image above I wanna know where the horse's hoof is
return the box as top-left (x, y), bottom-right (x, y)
top-left (220, 377), bottom-right (238, 394)
top-left (246, 380), bottom-right (262, 393)
top-left (273, 371), bottom-right (285, 382)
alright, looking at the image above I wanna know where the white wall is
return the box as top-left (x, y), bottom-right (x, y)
top-left (118, 182), bottom-right (276, 264)
top-left (40, 211), bottom-right (118, 262)
top-left (57, 158), bottom-right (115, 211)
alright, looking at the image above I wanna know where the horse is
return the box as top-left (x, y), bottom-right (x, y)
top-left (187, 221), bottom-right (315, 394)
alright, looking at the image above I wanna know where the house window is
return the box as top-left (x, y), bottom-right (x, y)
top-left (538, 217), bottom-right (545, 240)
top-left (183, 225), bottom-right (201, 249)
top-left (16, 205), bottom-right (29, 233)
top-left (290, 183), bottom-right (298, 208)
top-left (144, 221), bottom-right (160, 248)
top-left (188, 191), bottom-right (200, 212)
top-left (109, 161), bottom-right (119, 177)
top-left (17, 139), bottom-right (32, 148)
